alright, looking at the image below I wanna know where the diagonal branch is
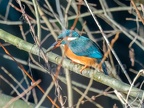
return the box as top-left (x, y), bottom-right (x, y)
top-left (0, 29), bottom-right (143, 99)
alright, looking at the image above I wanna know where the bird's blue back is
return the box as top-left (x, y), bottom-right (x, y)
top-left (69, 36), bottom-right (103, 59)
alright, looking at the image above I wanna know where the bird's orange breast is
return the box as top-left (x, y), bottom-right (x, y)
top-left (64, 45), bottom-right (98, 68)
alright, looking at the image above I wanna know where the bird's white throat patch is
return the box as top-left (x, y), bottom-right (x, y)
top-left (67, 37), bottom-right (78, 41)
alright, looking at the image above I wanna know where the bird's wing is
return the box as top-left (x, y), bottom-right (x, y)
top-left (69, 36), bottom-right (103, 59)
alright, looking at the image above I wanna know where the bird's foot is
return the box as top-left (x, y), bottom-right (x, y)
top-left (80, 65), bottom-right (88, 74)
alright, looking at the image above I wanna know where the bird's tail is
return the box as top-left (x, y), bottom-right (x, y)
top-left (102, 62), bottom-right (108, 75)
top-left (97, 59), bottom-right (108, 75)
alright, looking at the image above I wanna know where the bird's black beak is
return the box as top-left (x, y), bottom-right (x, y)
top-left (46, 40), bottom-right (62, 53)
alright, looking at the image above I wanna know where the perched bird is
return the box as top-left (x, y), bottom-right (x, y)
top-left (47, 30), bottom-right (108, 75)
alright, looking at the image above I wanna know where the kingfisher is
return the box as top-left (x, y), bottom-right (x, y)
top-left (47, 30), bottom-right (108, 75)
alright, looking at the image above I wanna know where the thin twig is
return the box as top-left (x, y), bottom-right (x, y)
top-left (3, 79), bottom-right (41, 108)
top-left (65, 69), bottom-right (73, 107)
top-left (49, 6), bottom-right (142, 22)
top-left (98, 32), bottom-right (120, 70)
top-left (4, 0), bottom-right (13, 20)
top-left (32, 0), bottom-right (41, 41)
top-left (126, 70), bottom-right (144, 103)
top-left (44, 0), bottom-right (65, 31)
top-left (76, 77), bottom-right (93, 108)
top-left (65, 0), bottom-right (73, 28)
top-left (74, 87), bottom-right (103, 108)
top-left (0, 75), bottom-right (28, 103)
top-left (131, 0), bottom-right (144, 25)
top-left (55, 0), bottom-right (65, 30)
top-left (35, 81), bottom-right (55, 108)
top-left (1, 67), bottom-right (26, 94)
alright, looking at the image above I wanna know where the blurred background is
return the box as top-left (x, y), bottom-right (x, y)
top-left (0, 0), bottom-right (144, 108)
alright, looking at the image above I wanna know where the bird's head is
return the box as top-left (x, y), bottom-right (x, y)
top-left (58, 30), bottom-right (80, 44)
top-left (46, 30), bottom-right (80, 52)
